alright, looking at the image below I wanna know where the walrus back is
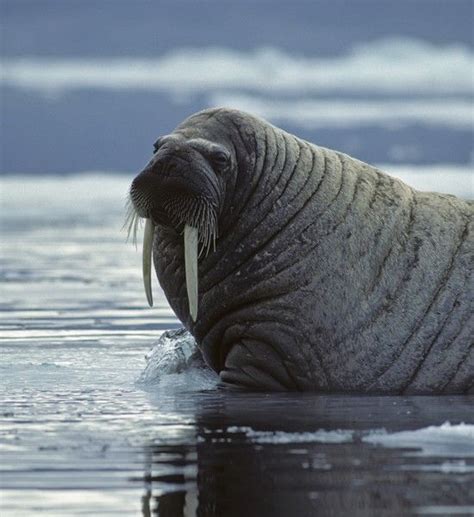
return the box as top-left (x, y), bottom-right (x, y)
top-left (216, 126), bottom-right (473, 393)
top-left (287, 139), bottom-right (474, 394)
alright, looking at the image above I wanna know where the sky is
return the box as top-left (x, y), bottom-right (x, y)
top-left (1, 0), bottom-right (473, 175)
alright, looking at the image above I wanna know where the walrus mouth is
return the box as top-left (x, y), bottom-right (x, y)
top-left (124, 196), bottom-right (217, 322)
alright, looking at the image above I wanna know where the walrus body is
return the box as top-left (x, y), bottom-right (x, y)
top-left (130, 108), bottom-right (473, 393)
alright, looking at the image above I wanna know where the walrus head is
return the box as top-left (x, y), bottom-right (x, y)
top-left (126, 125), bottom-right (234, 321)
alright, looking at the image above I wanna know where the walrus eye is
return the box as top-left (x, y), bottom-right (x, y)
top-left (211, 150), bottom-right (230, 167)
top-left (152, 138), bottom-right (163, 154)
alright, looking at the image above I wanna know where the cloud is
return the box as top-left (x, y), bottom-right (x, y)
top-left (1, 38), bottom-right (473, 95)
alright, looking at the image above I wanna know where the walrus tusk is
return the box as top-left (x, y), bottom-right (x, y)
top-left (142, 218), bottom-right (155, 307)
top-left (184, 224), bottom-right (198, 321)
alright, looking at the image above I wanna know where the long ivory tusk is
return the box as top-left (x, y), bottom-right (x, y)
top-left (184, 225), bottom-right (198, 321)
top-left (142, 218), bottom-right (155, 307)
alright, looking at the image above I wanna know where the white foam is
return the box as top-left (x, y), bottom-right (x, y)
top-left (1, 38), bottom-right (472, 95)
top-left (201, 422), bottom-right (474, 456)
top-left (214, 426), bottom-right (354, 444)
top-left (398, 460), bottom-right (474, 473)
top-left (137, 329), bottom-right (218, 390)
top-left (416, 506), bottom-right (474, 515)
top-left (362, 422), bottom-right (474, 457)
top-left (138, 329), bottom-right (197, 382)
top-left (210, 94), bottom-right (474, 130)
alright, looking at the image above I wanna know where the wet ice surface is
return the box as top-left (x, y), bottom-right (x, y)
top-left (1, 175), bottom-right (473, 516)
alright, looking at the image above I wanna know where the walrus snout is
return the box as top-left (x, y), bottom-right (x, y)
top-left (130, 142), bottom-right (223, 228)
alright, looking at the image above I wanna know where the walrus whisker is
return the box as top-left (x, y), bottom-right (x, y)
top-left (123, 197), bottom-right (142, 247)
top-left (162, 195), bottom-right (217, 258)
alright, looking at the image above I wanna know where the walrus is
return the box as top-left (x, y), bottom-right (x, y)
top-left (127, 107), bottom-right (473, 393)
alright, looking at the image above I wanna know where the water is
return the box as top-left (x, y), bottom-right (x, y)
top-left (1, 175), bottom-right (473, 516)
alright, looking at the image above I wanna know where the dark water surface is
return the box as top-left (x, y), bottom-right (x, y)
top-left (137, 393), bottom-right (474, 517)
top-left (1, 176), bottom-right (473, 516)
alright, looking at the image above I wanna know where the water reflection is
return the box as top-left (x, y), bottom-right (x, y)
top-left (139, 394), bottom-right (474, 516)
top-left (140, 445), bottom-right (197, 516)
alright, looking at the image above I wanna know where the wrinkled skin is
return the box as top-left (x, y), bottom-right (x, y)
top-left (130, 108), bottom-right (473, 393)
